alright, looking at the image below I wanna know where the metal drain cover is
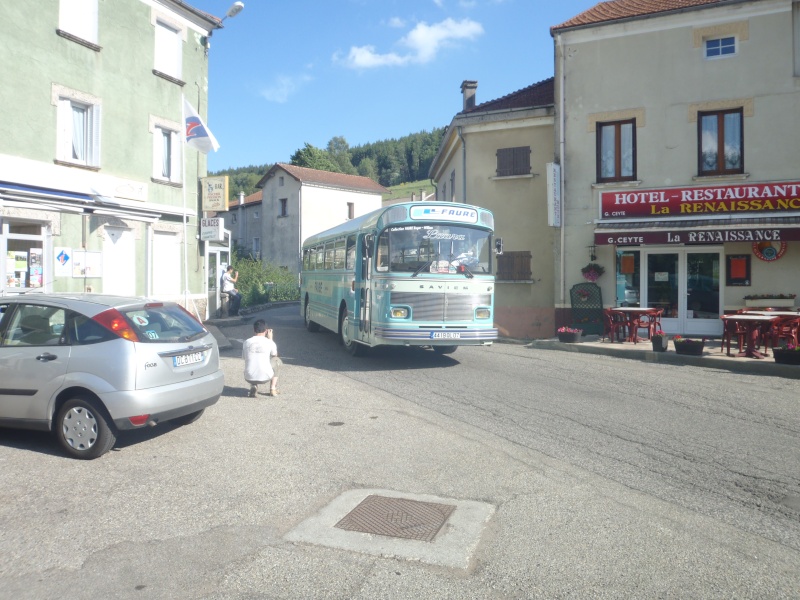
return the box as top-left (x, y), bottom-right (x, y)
top-left (335, 494), bottom-right (456, 542)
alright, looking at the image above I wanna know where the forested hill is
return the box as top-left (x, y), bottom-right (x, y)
top-left (209, 128), bottom-right (446, 199)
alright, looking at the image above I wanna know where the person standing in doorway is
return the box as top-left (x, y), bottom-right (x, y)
top-left (220, 265), bottom-right (241, 316)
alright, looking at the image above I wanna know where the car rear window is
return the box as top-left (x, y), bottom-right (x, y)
top-left (122, 304), bottom-right (207, 343)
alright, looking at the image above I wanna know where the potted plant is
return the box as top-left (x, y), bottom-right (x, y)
top-left (576, 288), bottom-right (591, 302)
top-left (651, 330), bottom-right (668, 352)
top-left (581, 263), bottom-right (605, 282)
top-left (557, 326), bottom-right (583, 343)
top-left (672, 335), bottom-right (706, 356)
top-left (743, 293), bottom-right (797, 308)
top-left (773, 342), bottom-right (800, 365)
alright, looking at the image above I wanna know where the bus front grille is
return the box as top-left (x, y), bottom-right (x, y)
top-left (391, 292), bottom-right (491, 322)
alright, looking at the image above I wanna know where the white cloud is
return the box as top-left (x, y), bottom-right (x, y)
top-left (260, 74), bottom-right (312, 103)
top-left (336, 18), bottom-right (484, 69)
top-left (388, 16), bottom-right (406, 28)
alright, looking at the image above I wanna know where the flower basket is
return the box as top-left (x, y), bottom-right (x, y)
top-left (557, 327), bottom-right (582, 343)
top-left (581, 263), bottom-right (605, 283)
top-left (744, 299), bottom-right (796, 308)
top-left (773, 348), bottom-right (800, 365)
top-left (651, 335), bottom-right (668, 352)
top-left (673, 340), bottom-right (705, 356)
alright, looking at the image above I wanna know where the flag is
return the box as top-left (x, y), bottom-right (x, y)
top-left (183, 98), bottom-right (220, 154)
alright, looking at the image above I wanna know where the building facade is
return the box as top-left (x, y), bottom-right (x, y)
top-left (429, 80), bottom-right (557, 339)
top-left (0, 0), bottom-right (220, 317)
top-left (552, 0), bottom-right (800, 337)
top-left (257, 164), bottom-right (386, 275)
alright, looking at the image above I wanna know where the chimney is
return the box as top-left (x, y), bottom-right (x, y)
top-left (461, 80), bottom-right (477, 111)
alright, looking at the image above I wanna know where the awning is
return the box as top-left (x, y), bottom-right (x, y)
top-left (0, 181), bottom-right (195, 222)
top-left (594, 216), bottom-right (800, 245)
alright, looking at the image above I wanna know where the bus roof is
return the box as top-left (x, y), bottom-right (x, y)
top-left (302, 202), bottom-right (494, 248)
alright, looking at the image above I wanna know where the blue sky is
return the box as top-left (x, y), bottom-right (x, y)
top-left (188, 0), bottom-right (597, 172)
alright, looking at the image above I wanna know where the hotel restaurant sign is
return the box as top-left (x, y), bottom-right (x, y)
top-left (596, 181), bottom-right (800, 245)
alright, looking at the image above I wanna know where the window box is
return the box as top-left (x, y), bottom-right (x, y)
top-left (744, 298), bottom-right (796, 308)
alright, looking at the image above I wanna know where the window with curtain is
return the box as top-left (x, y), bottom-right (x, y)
top-left (152, 124), bottom-right (180, 183)
top-left (57, 95), bottom-right (101, 167)
top-left (596, 119), bottom-right (636, 182)
top-left (698, 108), bottom-right (743, 175)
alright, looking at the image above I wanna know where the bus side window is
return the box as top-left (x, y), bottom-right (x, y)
top-left (376, 232), bottom-right (389, 271)
top-left (345, 235), bottom-right (356, 271)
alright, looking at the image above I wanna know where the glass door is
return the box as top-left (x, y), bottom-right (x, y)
top-left (642, 248), bottom-right (722, 336)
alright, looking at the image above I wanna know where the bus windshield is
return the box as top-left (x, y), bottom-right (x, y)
top-left (376, 224), bottom-right (492, 275)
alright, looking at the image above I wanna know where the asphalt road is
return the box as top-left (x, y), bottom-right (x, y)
top-left (1, 303), bottom-right (798, 598)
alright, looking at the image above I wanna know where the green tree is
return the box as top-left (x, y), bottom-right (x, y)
top-left (290, 143), bottom-right (341, 172)
top-left (326, 136), bottom-right (357, 175)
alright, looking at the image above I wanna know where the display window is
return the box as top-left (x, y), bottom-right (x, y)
top-left (1, 220), bottom-right (46, 292)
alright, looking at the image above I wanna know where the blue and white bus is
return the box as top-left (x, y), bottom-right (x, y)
top-left (300, 202), bottom-right (500, 355)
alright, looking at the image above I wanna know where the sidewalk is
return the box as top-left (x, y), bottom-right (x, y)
top-left (204, 305), bottom-right (800, 380)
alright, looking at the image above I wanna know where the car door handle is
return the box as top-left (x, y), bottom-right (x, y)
top-left (36, 353), bottom-right (58, 362)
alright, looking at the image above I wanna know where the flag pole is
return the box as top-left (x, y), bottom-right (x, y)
top-left (181, 94), bottom-right (189, 309)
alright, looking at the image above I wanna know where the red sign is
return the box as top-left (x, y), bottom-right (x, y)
top-left (600, 181), bottom-right (800, 220)
top-left (596, 227), bottom-right (800, 246)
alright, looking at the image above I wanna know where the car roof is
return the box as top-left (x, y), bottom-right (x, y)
top-left (2, 293), bottom-right (176, 314)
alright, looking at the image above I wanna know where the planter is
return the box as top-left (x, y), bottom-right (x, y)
top-left (674, 341), bottom-right (705, 356)
top-left (745, 299), bottom-right (796, 308)
top-left (651, 336), bottom-right (668, 352)
top-left (773, 349), bottom-right (800, 365)
top-left (557, 331), bottom-right (582, 343)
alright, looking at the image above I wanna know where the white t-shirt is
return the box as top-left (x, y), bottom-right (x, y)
top-left (243, 335), bottom-right (278, 382)
top-left (221, 271), bottom-right (236, 293)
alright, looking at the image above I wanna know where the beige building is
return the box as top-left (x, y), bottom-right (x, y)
top-left (429, 79), bottom-right (557, 339)
top-left (256, 164), bottom-right (386, 274)
top-left (217, 190), bottom-right (263, 259)
top-left (552, 0), bottom-right (800, 338)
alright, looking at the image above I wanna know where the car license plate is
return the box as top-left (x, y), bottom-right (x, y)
top-left (174, 352), bottom-right (203, 367)
top-left (431, 332), bottom-right (461, 339)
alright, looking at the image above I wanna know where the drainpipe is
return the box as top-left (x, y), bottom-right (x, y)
top-left (557, 33), bottom-right (567, 311)
top-left (457, 126), bottom-right (466, 204)
top-left (238, 191), bottom-right (245, 249)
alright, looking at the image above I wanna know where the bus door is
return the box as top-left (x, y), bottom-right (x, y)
top-left (355, 234), bottom-right (373, 340)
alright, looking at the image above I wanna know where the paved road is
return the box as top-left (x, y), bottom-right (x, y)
top-left (1, 303), bottom-right (798, 598)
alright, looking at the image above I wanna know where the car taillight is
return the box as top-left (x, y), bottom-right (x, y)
top-left (92, 308), bottom-right (140, 341)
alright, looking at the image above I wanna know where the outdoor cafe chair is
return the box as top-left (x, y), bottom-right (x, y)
top-left (721, 317), bottom-right (747, 355)
top-left (602, 309), bottom-right (628, 343)
top-left (771, 316), bottom-right (800, 349)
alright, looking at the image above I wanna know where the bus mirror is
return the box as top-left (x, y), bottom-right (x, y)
top-left (494, 238), bottom-right (503, 256)
top-left (364, 235), bottom-right (374, 258)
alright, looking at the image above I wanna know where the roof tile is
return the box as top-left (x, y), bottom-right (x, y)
top-left (263, 163), bottom-right (387, 194)
top-left (551, 0), bottom-right (723, 32)
top-left (462, 78), bottom-right (554, 114)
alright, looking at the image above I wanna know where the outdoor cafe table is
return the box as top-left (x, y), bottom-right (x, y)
top-left (720, 313), bottom-right (781, 359)
top-left (610, 307), bottom-right (662, 343)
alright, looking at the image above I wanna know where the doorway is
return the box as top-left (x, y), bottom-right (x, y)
top-left (616, 247), bottom-right (723, 336)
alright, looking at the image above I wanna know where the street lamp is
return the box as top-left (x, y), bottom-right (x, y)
top-left (223, 2), bottom-right (244, 21)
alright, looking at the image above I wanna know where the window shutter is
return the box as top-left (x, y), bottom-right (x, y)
top-left (496, 147), bottom-right (531, 176)
top-left (497, 250), bottom-right (532, 281)
top-left (89, 103), bottom-right (101, 167)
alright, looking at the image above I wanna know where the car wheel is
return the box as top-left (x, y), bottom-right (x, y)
top-left (56, 397), bottom-right (117, 460)
top-left (305, 300), bottom-right (319, 332)
top-left (171, 409), bottom-right (205, 427)
top-left (432, 345), bottom-right (458, 355)
top-left (340, 309), bottom-right (365, 356)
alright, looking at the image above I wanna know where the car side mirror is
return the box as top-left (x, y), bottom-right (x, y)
top-left (494, 237), bottom-right (503, 256)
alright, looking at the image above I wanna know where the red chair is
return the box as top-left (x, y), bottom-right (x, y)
top-left (771, 316), bottom-right (800, 349)
top-left (721, 317), bottom-right (747, 356)
top-left (602, 309), bottom-right (628, 343)
top-left (631, 309), bottom-right (662, 343)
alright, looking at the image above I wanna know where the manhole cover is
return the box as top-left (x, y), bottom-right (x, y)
top-left (334, 494), bottom-right (456, 542)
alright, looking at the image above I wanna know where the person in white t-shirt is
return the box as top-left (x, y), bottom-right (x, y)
top-left (242, 319), bottom-right (279, 397)
top-left (220, 265), bottom-right (241, 316)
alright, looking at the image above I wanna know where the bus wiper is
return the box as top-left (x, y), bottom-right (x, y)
top-left (411, 261), bottom-right (432, 277)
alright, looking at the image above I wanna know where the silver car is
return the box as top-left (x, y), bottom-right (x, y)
top-left (0, 294), bottom-right (224, 459)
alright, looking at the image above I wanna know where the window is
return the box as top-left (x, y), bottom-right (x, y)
top-left (55, 88), bottom-right (101, 168)
top-left (705, 36), bottom-right (736, 59)
top-left (152, 123), bottom-right (181, 183)
top-left (279, 176), bottom-right (284, 186)
top-left (596, 119), bottom-right (635, 182)
top-left (253, 210), bottom-right (259, 220)
top-left (496, 251), bottom-right (532, 281)
top-left (345, 235), bottom-right (356, 270)
top-left (252, 237), bottom-right (261, 259)
top-left (154, 19), bottom-right (182, 81)
top-left (231, 213), bottom-right (237, 224)
top-left (279, 198), bottom-right (288, 217)
top-left (347, 202), bottom-right (354, 220)
top-left (698, 108), bottom-right (743, 175)
top-left (59, 0), bottom-right (98, 45)
top-left (496, 146), bottom-right (531, 177)
top-left (333, 239), bottom-right (346, 269)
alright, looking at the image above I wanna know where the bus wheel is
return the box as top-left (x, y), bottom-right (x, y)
top-left (433, 345), bottom-right (458, 355)
top-left (305, 300), bottom-right (319, 332)
top-left (340, 310), bottom-right (365, 356)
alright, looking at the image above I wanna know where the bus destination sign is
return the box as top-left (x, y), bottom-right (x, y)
top-left (409, 205), bottom-right (478, 224)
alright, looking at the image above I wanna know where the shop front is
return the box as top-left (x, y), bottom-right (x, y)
top-left (595, 181), bottom-right (800, 337)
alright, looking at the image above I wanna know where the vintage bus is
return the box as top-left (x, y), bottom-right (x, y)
top-left (300, 202), bottom-right (500, 355)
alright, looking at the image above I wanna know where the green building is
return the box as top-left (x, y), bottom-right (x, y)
top-left (0, 0), bottom-right (227, 318)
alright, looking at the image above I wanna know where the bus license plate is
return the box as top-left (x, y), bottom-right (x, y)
top-left (431, 332), bottom-right (461, 339)
top-left (174, 352), bottom-right (203, 367)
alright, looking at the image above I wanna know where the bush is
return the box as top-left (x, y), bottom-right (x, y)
top-left (230, 249), bottom-right (299, 307)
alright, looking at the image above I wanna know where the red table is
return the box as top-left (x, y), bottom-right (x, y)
top-left (720, 314), bottom-right (780, 358)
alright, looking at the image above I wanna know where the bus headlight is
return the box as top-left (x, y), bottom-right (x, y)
top-left (476, 308), bottom-right (491, 319)
top-left (390, 307), bottom-right (409, 319)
